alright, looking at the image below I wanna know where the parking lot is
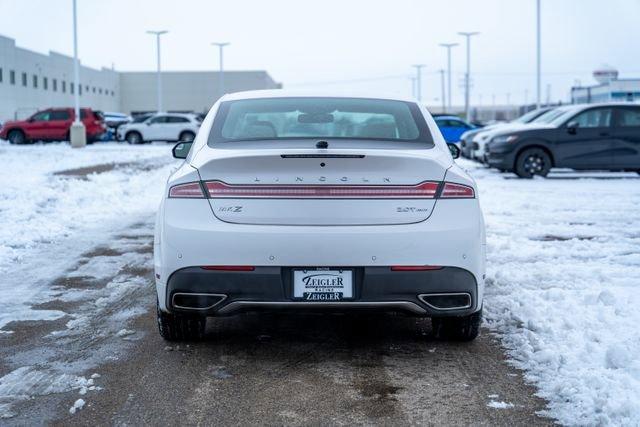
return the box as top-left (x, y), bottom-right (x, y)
top-left (1, 142), bottom-right (638, 425)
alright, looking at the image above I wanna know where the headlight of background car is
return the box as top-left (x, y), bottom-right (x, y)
top-left (492, 135), bottom-right (518, 144)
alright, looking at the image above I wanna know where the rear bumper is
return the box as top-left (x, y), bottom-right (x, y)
top-left (165, 266), bottom-right (479, 317)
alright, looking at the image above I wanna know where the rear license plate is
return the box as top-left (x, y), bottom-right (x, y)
top-left (293, 269), bottom-right (353, 301)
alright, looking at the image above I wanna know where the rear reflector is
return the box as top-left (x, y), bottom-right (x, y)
top-left (204, 181), bottom-right (440, 199)
top-left (201, 265), bottom-right (255, 271)
top-left (169, 182), bottom-right (205, 198)
top-left (391, 266), bottom-right (443, 271)
top-left (440, 182), bottom-right (475, 198)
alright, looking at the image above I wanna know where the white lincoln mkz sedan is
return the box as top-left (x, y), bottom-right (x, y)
top-left (155, 91), bottom-right (486, 342)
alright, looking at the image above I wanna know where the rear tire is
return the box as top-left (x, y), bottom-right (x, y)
top-left (126, 131), bottom-right (143, 145)
top-left (431, 309), bottom-right (482, 342)
top-left (179, 131), bottom-right (195, 142)
top-left (515, 148), bottom-right (551, 178)
top-left (7, 129), bottom-right (26, 145)
top-left (157, 302), bottom-right (206, 342)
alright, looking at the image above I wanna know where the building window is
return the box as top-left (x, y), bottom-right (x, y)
top-left (0, 68), bottom-right (3, 83)
top-left (111, 90), bottom-right (115, 96)
top-left (22, 72), bottom-right (27, 86)
top-left (53, 79), bottom-right (57, 92)
top-left (98, 88), bottom-right (102, 94)
top-left (33, 75), bottom-right (38, 88)
top-left (43, 77), bottom-right (48, 90)
top-left (92, 86), bottom-right (95, 93)
top-left (80, 85), bottom-right (83, 95)
top-left (70, 82), bottom-right (74, 94)
top-left (85, 85), bottom-right (89, 92)
top-left (62, 81), bottom-right (66, 93)
top-left (10, 70), bottom-right (16, 85)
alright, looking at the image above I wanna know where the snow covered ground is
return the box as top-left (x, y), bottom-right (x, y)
top-left (464, 160), bottom-right (640, 426)
top-left (0, 141), bottom-right (177, 329)
top-left (0, 142), bottom-right (639, 425)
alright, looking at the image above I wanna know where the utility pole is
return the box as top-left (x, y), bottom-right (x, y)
top-left (212, 42), bottom-right (230, 99)
top-left (536, 0), bottom-right (541, 108)
top-left (458, 32), bottom-right (479, 122)
top-left (409, 76), bottom-right (417, 98)
top-left (70, 0), bottom-right (85, 148)
top-left (439, 43), bottom-right (458, 112)
top-left (412, 64), bottom-right (425, 102)
top-left (546, 83), bottom-right (551, 105)
top-left (147, 30), bottom-right (168, 113)
top-left (439, 69), bottom-right (446, 113)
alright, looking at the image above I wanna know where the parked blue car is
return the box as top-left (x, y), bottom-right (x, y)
top-left (434, 115), bottom-right (476, 144)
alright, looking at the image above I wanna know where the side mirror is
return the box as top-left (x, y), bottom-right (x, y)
top-left (146, 121), bottom-right (152, 126)
top-left (172, 141), bottom-right (193, 159)
top-left (567, 121), bottom-right (579, 134)
top-left (448, 143), bottom-right (461, 159)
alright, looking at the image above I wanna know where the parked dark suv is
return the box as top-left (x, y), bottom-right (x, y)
top-left (485, 103), bottom-right (640, 178)
top-left (0, 108), bottom-right (106, 144)
top-left (459, 107), bottom-right (554, 158)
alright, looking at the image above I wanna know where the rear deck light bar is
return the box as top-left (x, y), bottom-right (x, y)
top-left (201, 265), bottom-right (255, 271)
top-left (391, 266), bottom-right (443, 271)
top-left (204, 181), bottom-right (441, 198)
top-left (169, 181), bottom-right (475, 199)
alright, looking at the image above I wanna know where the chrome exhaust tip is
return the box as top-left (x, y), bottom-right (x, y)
top-left (172, 293), bottom-right (227, 311)
top-left (418, 293), bottom-right (472, 311)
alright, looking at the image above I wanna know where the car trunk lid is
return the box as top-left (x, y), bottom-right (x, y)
top-left (193, 146), bottom-right (450, 226)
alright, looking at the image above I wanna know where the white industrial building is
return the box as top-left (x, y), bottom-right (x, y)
top-left (0, 34), bottom-right (280, 121)
top-left (570, 66), bottom-right (640, 104)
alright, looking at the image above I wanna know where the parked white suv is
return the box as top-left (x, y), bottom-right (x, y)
top-left (118, 113), bottom-right (200, 144)
top-left (154, 91), bottom-right (486, 342)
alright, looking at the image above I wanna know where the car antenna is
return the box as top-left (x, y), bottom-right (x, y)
top-left (316, 140), bottom-right (329, 149)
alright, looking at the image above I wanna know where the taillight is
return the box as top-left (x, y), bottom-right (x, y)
top-left (391, 266), bottom-right (443, 271)
top-left (440, 182), bottom-right (475, 198)
top-left (168, 182), bottom-right (205, 198)
top-left (201, 266), bottom-right (255, 271)
top-left (204, 181), bottom-right (440, 199)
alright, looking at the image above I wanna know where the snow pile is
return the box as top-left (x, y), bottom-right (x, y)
top-left (69, 398), bottom-right (85, 414)
top-left (0, 366), bottom-right (93, 418)
top-left (0, 142), bottom-right (175, 329)
top-left (461, 160), bottom-right (640, 425)
top-left (487, 400), bottom-right (514, 409)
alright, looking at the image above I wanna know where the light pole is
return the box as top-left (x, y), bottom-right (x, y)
top-left (147, 30), bottom-right (168, 113)
top-left (212, 42), bottom-right (230, 99)
top-left (409, 76), bottom-right (417, 98)
top-left (70, 0), bottom-right (85, 148)
top-left (412, 64), bottom-right (425, 102)
top-left (458, 32), bottom-right (479, 122)
top-left (439, 69), bottom-right (446, 113)
top-left (536, 0), bottom-right (541, 108)
top-left (439, 43), bottom-right (458, 112)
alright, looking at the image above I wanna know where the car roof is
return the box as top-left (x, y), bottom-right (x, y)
top-left (221, 89), bottom-right (418, 103)
top-left (434, 115), bottom-right (465, 121)
top-left (555, 102), bottom-right (640, 114)
top-left (151, 112), bottom-right (196, 118)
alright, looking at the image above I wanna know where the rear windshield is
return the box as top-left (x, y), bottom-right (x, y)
top-left (208, 97), bottom-right (433, 146)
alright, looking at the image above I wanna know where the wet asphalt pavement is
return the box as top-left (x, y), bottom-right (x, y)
top-left (0, 223), bottom-right (551, 426)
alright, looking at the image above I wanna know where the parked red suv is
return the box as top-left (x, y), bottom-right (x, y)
top-left (0, 108), bottom-right (106, 144)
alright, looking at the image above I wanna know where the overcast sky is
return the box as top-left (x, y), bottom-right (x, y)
top-left (1, 0), bottom-right (639, 106)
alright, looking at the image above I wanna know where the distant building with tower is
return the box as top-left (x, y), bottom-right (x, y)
top-left (571, 65), bottom-right (640, 104)
top-left (0, 34), bottom-right (281, 121)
